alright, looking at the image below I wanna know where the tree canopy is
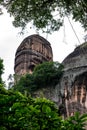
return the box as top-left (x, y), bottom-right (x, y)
top-left (0, 84), bottom-right (87, 130)
top-left (0, 0), bottom-right (87, 33)
top-left (14, 62), bottom-right (64, 94)
top-left (33, 61), bottom-right (64, 87)
top-left (0, 58), bottom-right (4, 84)
top-left (0, 59), bottom-right (87, 130)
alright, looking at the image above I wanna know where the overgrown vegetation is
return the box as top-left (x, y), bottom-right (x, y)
top-left (0, 84), bottom-right (87, 130)
top-left (13, 61), bottom-right (64, 94)
top-left (0, 58), bottom-right (4, 84)
top-left (0, 59), bottom-right (87, 129)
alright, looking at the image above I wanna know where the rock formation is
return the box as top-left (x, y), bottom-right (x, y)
top-left (14, 34), bottom-right (53, 76)
top-left (14, 34), bottom-right (87, 118)
top-left (32, 42), bottom-right (87, 118)
top-left (60, 42), bottom-right (87, 117)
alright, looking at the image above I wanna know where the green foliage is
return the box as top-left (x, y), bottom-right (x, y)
top-left (0, 84), bottom-right (87, 130)
top-left (33, 61), bottom-right (64, 87)
top-left (2, 0), bottom-right (87, 32)
top-left (0, 0), bottom-right (3, 2)
top-left (0, 0), bottom-right (3, 15)
top-left (0, 58), bottom-right (4, 84)
top-left (0, 0), bottom-right (3, 5)
top-left (14, 73), bottom-right (36, 94)
top-left (7, 74), bottom-right (14, 89)
top-left (14, 62), bottom-right (64, 93)
top-left (62, 112), bottom-right (87, 130)
top-left (0, 85), bottom-right (62, 130)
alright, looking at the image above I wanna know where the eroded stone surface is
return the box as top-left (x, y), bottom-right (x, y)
top-left (14, 37), bottom-right (87, 119)
top-left (60, 42), bottom-right (87, 117)
top-left (33, 42), bottom-right (87, 118)
top-left (14, 34), bottom-right (53, 76)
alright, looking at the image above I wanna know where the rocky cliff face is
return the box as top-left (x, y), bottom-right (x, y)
top-left (14, 36), bottom-right (87, 118)
top-left (60, 42), bottom-right (87, 117)
top-left (32, 42), bottom-right (87, 118)
top-left (60, 72), bottom-right (87, 117)
top-left (33, 72), bottom-right (87, 118)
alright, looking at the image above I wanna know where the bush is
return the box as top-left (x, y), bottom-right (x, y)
top-left (14, 61), bottom-right (64, 93)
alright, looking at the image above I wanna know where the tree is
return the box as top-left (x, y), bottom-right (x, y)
top-left (0, 58), bottom-right (4, 84)
top-left (0, 0), bottom-right (3, 15)
top-left (1, 0), bottom-right (87, 33)
top-left (62, 112), bottom-right (87, 130)
top-left (0, 84), bottom-right (87, 130)
top-left (0, 84), bottom-right (62, 130)
top-left (7, 74), bottom-right (14, 89)
top-left (13, 62), bottom-right (64, 94)
top-left (13, 73), bottom-right (37, 94)
top-left (33, 61), bottom-right (64, 87)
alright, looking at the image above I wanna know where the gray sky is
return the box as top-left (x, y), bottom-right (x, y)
top-left (0, 9), bottom-right (86, 86)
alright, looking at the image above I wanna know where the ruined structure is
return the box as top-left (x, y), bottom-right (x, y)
top-left (14, 34), bottom-right (53, 75)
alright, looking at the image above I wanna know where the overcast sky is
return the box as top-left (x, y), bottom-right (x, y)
top-left (0, 9), bottom-right (86, 86)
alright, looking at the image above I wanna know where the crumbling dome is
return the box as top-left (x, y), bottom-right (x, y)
top-left (14, 34), bottom-right (53, 75)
